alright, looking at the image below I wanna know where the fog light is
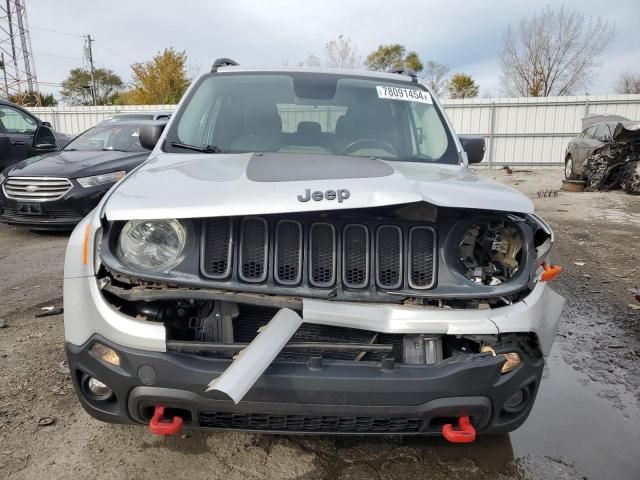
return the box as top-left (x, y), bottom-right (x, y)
top-left (91, 343), bottom-right (120, 366)
top-left (501, 352), bottom-right (521, 373)
top-left (503, 389), bottom-right (525, 412)
top-left (87, 377), bottom-right (113, 399)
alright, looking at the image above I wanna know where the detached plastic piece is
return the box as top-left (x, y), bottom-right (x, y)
top-left (149, 405), bottom-right (184, 436)
top-left (541, 262), bottom-right (562, 282)
top-left (442, 416), bottom-right (476, 443)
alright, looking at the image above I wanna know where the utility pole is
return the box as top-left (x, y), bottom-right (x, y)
top-left (83, 34), bottom-right (97, 105)
top-left (1, 53), bottom-right (9, 99)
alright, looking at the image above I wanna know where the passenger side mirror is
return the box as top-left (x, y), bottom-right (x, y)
top-left (42, 121), bottom-right (52, 128)
top-left (139, 120), bottom-right (168, 150)
top-left (459, 135), bottom-right (486, 164)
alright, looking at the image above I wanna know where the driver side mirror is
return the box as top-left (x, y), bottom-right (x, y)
top-left (31, 124), bottom-right (58, 153)
top-left (139, 120), bottom-right (168, 150)
top-left (459, 135), bottom-right (486, 164)
top-left (42, 121), bottom-right (52, 128)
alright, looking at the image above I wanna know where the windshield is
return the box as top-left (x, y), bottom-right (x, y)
top-left (65, 124), bottom-right (146, 152)
top-left (165, 73), bottom-right (458, 163)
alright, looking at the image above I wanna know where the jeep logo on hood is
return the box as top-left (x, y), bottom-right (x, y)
top-left (297, 188), bottom-right (350, 203)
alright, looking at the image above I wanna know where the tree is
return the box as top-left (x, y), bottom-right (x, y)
top-left (365, 44), bottom-right (423, 73)
top-left (325, 35), bottom-right (359, 69)
top-left (8, 90), bottom-right (58, 107)
top-left (615, 71), bottom-right (640, 94)
top-left (118, 48), bottom-right (190, 105)
top-left (448, 73), bottom-right (479, 99)
top-left (499, 6), bottom-right (614, 97)
top-left (61, 68), bottom-right (124, 105)
top-left (422, 61), bottom-right (450, 96)
top-left (304, 54), bottom-right (321, 67)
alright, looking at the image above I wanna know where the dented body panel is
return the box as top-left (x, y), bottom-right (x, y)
top-left (63, 66), bottom-right (563, 436)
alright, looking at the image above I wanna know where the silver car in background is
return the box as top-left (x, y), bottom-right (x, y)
top-left (564, 114), bottom-right (630, 179)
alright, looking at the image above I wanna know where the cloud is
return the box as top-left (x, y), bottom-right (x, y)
top-left (21, 0), bottom-right (640, 98)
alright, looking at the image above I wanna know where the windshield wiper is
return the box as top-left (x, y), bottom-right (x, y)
top-left (170, 142), bottom-right (225, 153)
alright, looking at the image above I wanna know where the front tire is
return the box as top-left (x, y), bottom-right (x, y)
top-left (565, 156), bottom-right (578, 180)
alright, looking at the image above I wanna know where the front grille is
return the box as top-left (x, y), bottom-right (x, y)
top-left (198, 412), bottom-right (421, 433)
top-left (201, 214), bottom-right (437, 295)
top-left (3, 177), bottom-right (72, 202)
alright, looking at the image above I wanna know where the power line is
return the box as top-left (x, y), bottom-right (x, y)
top-left (33, 51), bottom-right (83, 61)
top-left (29, 25), bottom-right (82, 37)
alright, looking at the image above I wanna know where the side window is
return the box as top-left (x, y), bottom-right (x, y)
top-left (0, 105), bottom-right (38, 134)
top-left (595, 125), bottom-right (611, 142)
top-left (583, 126), bottom-right (598, 139)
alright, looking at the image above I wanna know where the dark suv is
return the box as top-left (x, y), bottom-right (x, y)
top-left (0, 100), bottom-right (72, 170)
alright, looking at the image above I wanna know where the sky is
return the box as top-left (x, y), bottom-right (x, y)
top-left (20, 0), bottom-right (640, 100)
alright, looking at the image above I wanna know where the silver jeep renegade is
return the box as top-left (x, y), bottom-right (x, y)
top-left (64, 59), bottom-right (564, 440)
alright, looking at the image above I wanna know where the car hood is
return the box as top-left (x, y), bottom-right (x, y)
top-left (103, 152), bottom-right (534, 221)
top-left (7, 150), bottom-right (149, 178)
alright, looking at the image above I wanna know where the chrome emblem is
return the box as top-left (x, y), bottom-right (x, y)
top-left (25, 185), bottom-right (38, 193)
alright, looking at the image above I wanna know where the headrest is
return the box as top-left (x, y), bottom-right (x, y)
top-left (245, 105), bottom-right (282, 136)
top-left (297, 121), bottom-right (321, 136)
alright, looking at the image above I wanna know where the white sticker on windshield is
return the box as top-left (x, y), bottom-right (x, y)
top-left (376, 86), bottom-right (432, 104)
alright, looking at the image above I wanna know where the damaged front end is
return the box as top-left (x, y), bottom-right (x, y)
top-left (583, 122), bottom-right (640, 194)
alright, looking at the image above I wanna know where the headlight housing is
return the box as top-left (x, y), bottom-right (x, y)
top-left (117, 219), bottom-right (186, 271)
top-left (458, 218), bottom-right (523, 285)
top-left (77, 171), bottom-right (126, 188)
top-left (0, 172), bottom-right (6, 185)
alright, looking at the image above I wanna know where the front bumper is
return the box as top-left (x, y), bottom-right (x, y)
top-left (67, 335), bottom-right (543, 435)
top-left (0, 182), bottom-right (110, 229)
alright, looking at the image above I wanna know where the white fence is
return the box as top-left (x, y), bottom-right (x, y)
top-left (27, 94), bottom-right (640, 167)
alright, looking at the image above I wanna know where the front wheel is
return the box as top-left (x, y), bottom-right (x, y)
top-left (565, 156), bottom-right (578, 180)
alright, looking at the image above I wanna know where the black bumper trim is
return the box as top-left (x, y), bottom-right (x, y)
top-left (66, 335), bottom-right (543, 435)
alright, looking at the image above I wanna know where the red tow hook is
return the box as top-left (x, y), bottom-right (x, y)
top-left (442, 416), bottom-right (476, 443)
top-left (149, 406), bottom-right (184, 436)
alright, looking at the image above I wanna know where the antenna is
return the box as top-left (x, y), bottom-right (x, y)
top-left (0, 0), bottom-right (40, 104)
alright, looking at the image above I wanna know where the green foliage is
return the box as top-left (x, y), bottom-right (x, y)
top-left (61, 68), bottom-right (124, 105)
top-left (8, 90), bottom-right (58, 107)
top-left (365, 44), bottom-right (423, 73)
top-left (448, 73), bottom-right (479, 98)
top-left (117, 48), bottom-right (190, 105)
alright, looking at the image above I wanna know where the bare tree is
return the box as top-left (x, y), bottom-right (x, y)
top-left (615, 71), bottom-right (640, 94)
top-left (422, 61), bottom-right (450, 96)
top-left (304, 54), bottom-right (321, 68)
top-left (325, 35), bottom-right (359, 69)
top-left (499, 6), bottom-right (614, 96)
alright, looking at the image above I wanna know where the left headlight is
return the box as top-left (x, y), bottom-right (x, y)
top-left (77, 171), bottom-right (126, 188)
top-left (117, 219), bottom-right (186, 271)
top-left (0, 172), bottom-right (6, 185)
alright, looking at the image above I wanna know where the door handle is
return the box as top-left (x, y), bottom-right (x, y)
top-left (11, 141), bottom-right (25, 146)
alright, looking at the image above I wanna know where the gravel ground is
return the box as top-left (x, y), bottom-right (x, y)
top-left (1, 168), bottom-right (639, 480)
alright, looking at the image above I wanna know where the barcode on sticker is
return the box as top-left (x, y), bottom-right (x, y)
top-left (376, 86), bottom-right (432, 104)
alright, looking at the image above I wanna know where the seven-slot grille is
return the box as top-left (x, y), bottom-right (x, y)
top-left (202, 215), bottom-right (436, 292)
top-left (3, 177), bottom-right (72, 201)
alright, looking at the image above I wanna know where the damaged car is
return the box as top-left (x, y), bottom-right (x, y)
top-left (582, 122), bottom-right (640, 195)
top-left (64, 60), bottom-right (565, 441)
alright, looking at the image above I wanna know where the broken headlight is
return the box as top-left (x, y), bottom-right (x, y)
top-left (458, 219), bottom-right (523, 285)
top-left (117, 219), bottom-right (186, 271)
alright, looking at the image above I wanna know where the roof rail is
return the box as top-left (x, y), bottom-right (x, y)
top-left (386, 66), bottom-right (418, 82)
top-left (211, 58), bottom-right (239, 73)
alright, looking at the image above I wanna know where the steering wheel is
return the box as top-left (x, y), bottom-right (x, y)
top-left (339, 139), bottom-right (398, 156)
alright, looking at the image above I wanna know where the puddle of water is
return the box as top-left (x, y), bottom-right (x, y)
top-left (510, 346), bottom-right (640, 480)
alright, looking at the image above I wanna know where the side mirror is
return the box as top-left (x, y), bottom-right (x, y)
top-left (139, 120), bottom-right (168, 150)
top-left (31, 125), bottom-right (59, 153)
top-left (42, 121), bottom-right (52, 128)
top-left (459, 135), bottom-right (486, 164)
